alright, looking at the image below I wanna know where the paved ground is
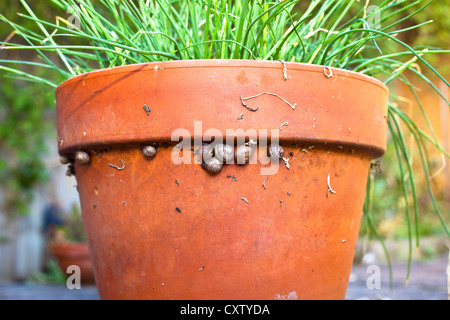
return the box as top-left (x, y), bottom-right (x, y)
top-left (346, 255), bottom-right (448, 300)
top-left (0, 255), bottom-right (447, 300)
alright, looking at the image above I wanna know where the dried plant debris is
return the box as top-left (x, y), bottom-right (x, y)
top-left (327, 173), bottom-right (336, 198)
top-left (109, 159), bottom-right (125, 170)
top-left (279, 59), bottom-right (287, 80)
top-left (262, 176), bottom-right (268, 190)
top-left (66, 163), bottom-right (75, 177)
top-left (323, 66), bottom-right (333, 78)
top-left (370, 160), bottom-right (383, 174)
top-left (143, 104), bottom-right (151, 116)
top-left (227, 174), bottom-right (238, 181)
top-left (279, 122), bottom-right (289, 131)
top-left (282, 157), bottom-right (290, 169)
top-left (240, 93), bottom-right (258, 111)
top-left (237, 113), bottom-right (244, 120)
top-left (175, 179), bottom-right (180, 186)
top-left (241, 92), bottom-right (296, 110)
top-left (241, 197), bottom-right (249, 204)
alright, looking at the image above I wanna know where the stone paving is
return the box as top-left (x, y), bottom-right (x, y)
top-left (0, 255), bottom-right (447, 300)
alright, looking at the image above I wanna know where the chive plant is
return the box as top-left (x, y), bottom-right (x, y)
top-left (1, 0), bottom-right (449, 286)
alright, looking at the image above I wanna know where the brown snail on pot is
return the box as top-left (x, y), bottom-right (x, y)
top-left (267, 144), bottom-right (284, 160)
top-left (201, 142), bottom-right (215, 162)
top-left (75, 151), bottom-right (90, 165)
top-left (142, 145), bottom-right (157, 158)
top-left (202, 157), bottom-right (223, 173)
top-left (214, 143), bottom-right (234, 164)
top-left (235, 145), bottom-right (252, 165)
top-left (59, 155), bottom-right (70, 165)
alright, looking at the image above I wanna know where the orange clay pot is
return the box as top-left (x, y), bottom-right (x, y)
top-left (50, 242), bottom-right (96, 284)
top-left (56, 60), bottom-right (388, 300)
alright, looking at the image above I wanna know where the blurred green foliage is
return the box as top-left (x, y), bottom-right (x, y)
top-left (55, 204), bottom-right (87, 242)
top-left (0, 1), bottom-right (61, 216)
top-left (0, 75), bottom-right (55, 216)
top-left (360, 135), bottom-right (450, 240)
top-left (27, 258), bottom-right (66, 285)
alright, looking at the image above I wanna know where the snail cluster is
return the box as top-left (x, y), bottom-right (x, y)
top-left (200, 142), bottom-right (284, 174)
top-left (61, 142), bottom-right (285, 175)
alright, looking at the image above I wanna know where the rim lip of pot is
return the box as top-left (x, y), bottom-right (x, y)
top-left (56, 59), bottom-right (389, 158)
top-left (56, 59), bottom-right (388, 94)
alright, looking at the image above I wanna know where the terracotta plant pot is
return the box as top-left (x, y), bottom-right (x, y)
top-left (56, 60), bottom-right (388, 299)
top-left (50, 242), bottom-right (96, 284)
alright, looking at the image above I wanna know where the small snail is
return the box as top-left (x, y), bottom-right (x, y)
top-left (59, 155), bottom-right (70, 165)
top-left (142, 145), bottom-right (157, 158)
top-left (267, 144), bottom-right (284, 160)
top-left (75, 151), bottom-right (90, 165)
top-left (214, 143), bottom-right (234, 164)
top-left (201, 143), bottom-right (214, 162)
top-left (66, 164), bottom-right (75, 177)
top-left (202, 157), bottom-right (223, 173)
top-left (235, 145), bottom-right (252, 165)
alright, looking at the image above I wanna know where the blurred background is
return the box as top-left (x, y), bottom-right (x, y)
top-left (0, 1), bottom-right (448, 298)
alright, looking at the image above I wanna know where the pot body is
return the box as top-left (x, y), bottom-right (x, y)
top-left (56, 60), bottom-right (388, 299)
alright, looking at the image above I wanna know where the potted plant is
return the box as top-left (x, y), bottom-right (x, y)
top-left (50, 204), bottom-right (96, 285)
top-left (1, 0), bottom-right (448, 300)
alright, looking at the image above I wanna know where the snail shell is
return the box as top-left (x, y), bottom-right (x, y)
top-left (59, 155), bottom-right (70, 165)
top-left (202, 143), bottom-right (214, 162)
top-left (203, 157), bottom-right (223, 173)
top-left (214, 144), bottom-right (234, 164)
top-left (75, 151), bottom-right (90, 165)
top-left (235, 145), bottom-right (251, 165)
top-left (267, 144), bottom-right (284, 160)
top-left (142, 145), bottom-right (157, 157)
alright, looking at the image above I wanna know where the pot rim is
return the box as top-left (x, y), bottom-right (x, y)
top-left (56, 59), bottom-right (388, 94)
top-left (56, 58), bottom-right (389, 158)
